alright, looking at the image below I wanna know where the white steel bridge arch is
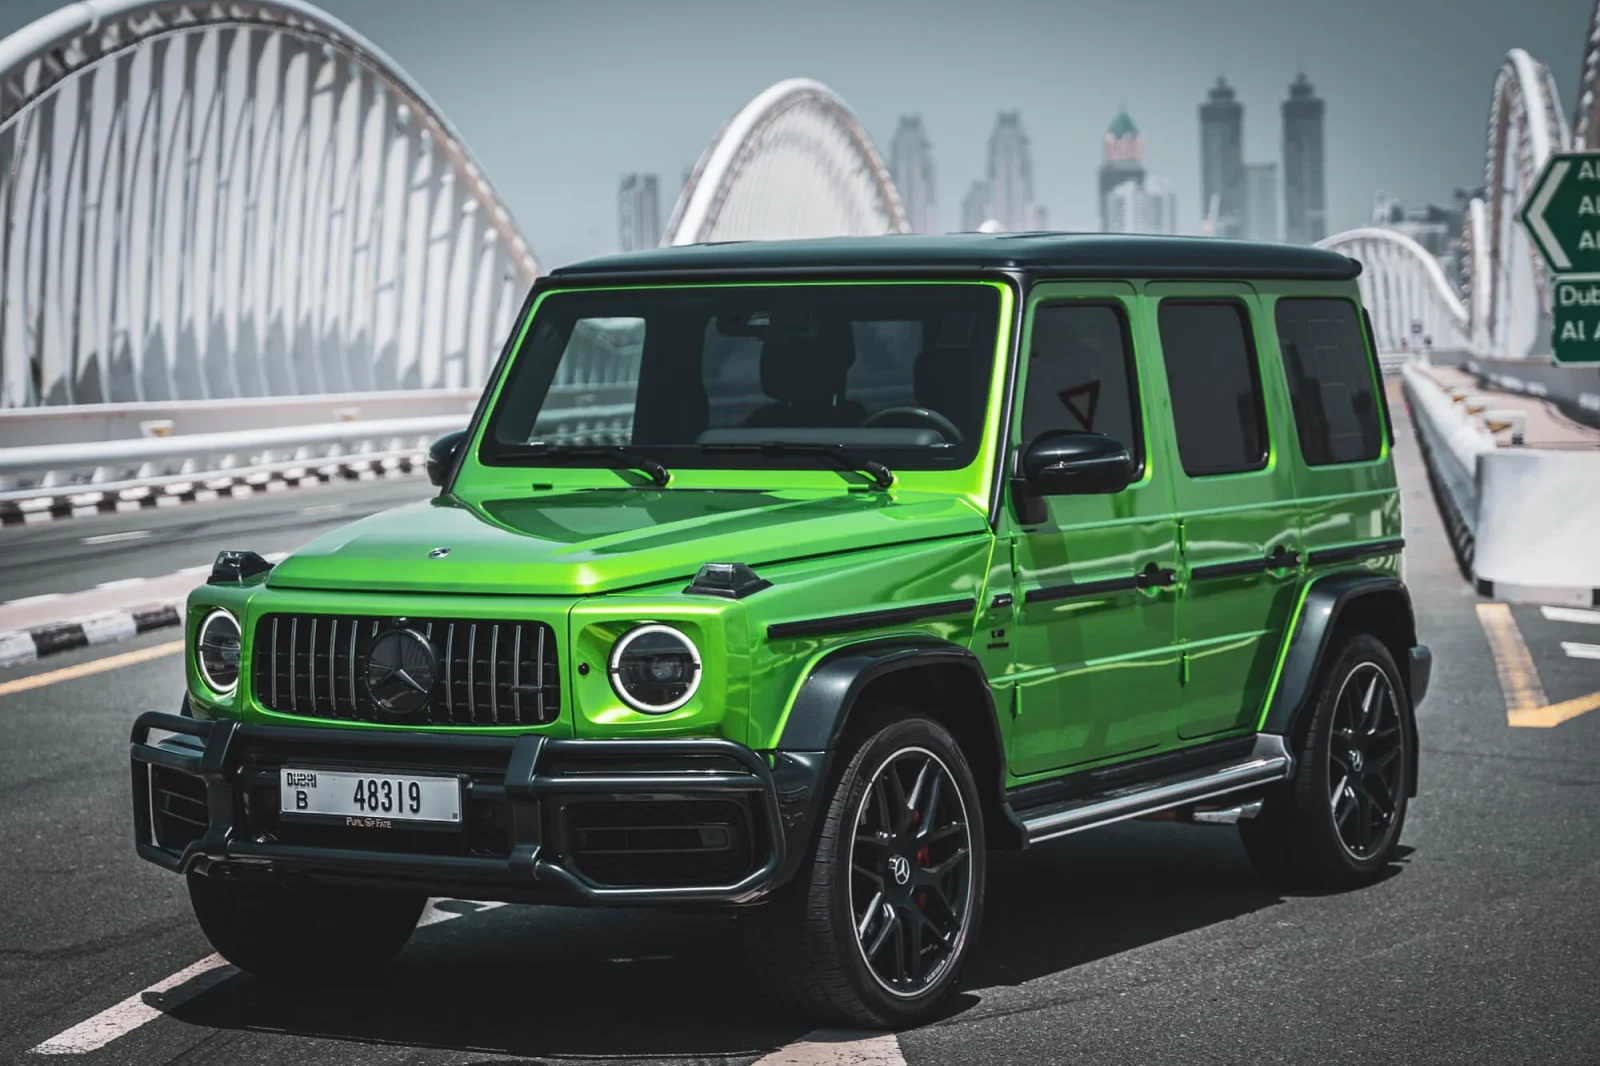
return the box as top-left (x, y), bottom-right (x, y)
top-left (1315, 227), bottom-right (1470, 352)
top-left (665, 77), bottom-right (908, 246)
top-left (0, 0), bottom-right (538, 409)
top-left (1321, 45), bottom-right (1574, 359)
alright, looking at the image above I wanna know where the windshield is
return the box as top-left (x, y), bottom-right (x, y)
top-left (480, 283), bottom-right (1003, 472)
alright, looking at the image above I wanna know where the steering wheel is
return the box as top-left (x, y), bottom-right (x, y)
top-left (862, 406), bottom-right (963, 443)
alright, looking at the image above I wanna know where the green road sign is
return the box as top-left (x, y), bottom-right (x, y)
top-left (1553, 274), bottom-right (1600, 366)
top-left (1520, 152), bottom-right (1600, 274)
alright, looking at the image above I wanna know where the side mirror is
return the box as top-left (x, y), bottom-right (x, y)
top-left (1020, 431), bottom-right (1135, 496)
top-left (426, 430), bottom-right (468, 488)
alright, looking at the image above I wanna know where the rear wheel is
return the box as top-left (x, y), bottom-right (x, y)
top-left (743, 711), bottom-right (986, 1027)
top-left (187, 871), bottom-right (425, 981)
top-left (1241, 632), bottom-right (1411, 888)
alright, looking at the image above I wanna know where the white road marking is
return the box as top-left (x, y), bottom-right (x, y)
top-left (30, 954), bottom-right (234, 1055)
top-left (93, 578), bottom-right (149, 590)
top-left (81, 530), bottom-right (152, 545)
top-left (1543, 606), bottom-right (1600, 626)
top-left (753, 1031), bottom-right (907, 1065)
top-left (416, 898), bottom-right (508, 927)
top-left (1561, 642), bottom-right (1600, 661)
top-left (2, 593), bottom-right (65, 607)
top-left (30, 898), bottom-right (505, 1055)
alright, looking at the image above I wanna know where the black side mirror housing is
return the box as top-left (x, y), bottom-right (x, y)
top-left (1019, 431), bottom-right (1136, 496)
top-left (426, 430), bottom-right (468, 488)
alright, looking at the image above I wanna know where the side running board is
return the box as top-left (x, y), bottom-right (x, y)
top-left (1020, 735), bottom-right (1294, 845)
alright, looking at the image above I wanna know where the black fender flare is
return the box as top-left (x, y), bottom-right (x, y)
top-left (769, 638), bottom-right (1025, 884)
top-left (1262, 572), bottom-right (1423, 796)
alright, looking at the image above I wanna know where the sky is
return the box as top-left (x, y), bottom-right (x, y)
top-left (2, 0), bottom-right (1593, 269)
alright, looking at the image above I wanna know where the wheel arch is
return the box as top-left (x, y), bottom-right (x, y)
top-left (1262, 572), bottom-right (1422, 796)
top-left (774, 637), bottom-right (1025, 850)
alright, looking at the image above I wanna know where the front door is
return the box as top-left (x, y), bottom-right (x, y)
top-left (1005, 284), bottom-right (1183, 778)
top-left (1145, 285), bottom-right (1303, 740)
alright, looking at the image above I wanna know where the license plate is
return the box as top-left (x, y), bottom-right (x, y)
top-left (279, 768), bottom-right (462, 829)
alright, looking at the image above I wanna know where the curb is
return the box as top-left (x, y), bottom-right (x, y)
top-left (1, 457), bottom-right (423, 527)
top-left (0, 601), bottom-right (185, 668)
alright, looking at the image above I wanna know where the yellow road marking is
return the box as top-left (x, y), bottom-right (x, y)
top-left (0, 640), bottom-right (183, 697)
top-left (1476, 603), bottom-right (1548, 711)
top-left (1475, 603), bottom-right (1600, 728)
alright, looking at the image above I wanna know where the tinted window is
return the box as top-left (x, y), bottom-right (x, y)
top-left (480, 284), bottom-right (1001, 471)
top-left (1021, 303), bottom-right (1143, 471)
top-left (1157, 301), bottom-right (1268, 477)
top-left (1275, 298), bottom-right (1383, 465)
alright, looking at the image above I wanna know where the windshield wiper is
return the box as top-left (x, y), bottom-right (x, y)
top-left (700, 442), bottom-right (894, 490)
top-left (502, 442), bottom-right (670, 487)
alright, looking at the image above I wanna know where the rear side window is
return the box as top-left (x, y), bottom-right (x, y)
top-left (1274, 298), bottom-right (1384, 465)
top-left (1021, 303), bottom-right (1143, 472)
top-left (1156, 301), bottom-right (1268, 477)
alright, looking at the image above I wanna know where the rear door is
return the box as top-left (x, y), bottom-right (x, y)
top-left (1146, 284), bottom-right (1303, 741)
top-left (1268, 286), bottom-right (1401, 568)
top-left (1005, 283), bottom-right (1183, 777)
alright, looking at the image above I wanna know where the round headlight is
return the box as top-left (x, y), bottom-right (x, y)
top-left (608, 624), bottom-right (701, 713)
top-left (196, 609), bottom-right (242, 694)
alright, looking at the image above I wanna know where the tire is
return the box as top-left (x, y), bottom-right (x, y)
top-left (187, 871), bottom-right (426, 981)
top-left (1240, 632), bottom-right (1411, 889)
top-left (742, 709), bottom-right (986, 1028)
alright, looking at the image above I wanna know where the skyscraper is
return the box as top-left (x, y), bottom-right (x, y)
top-left (1199, 77), bottom-right (1245, 238)
top-left (1106, 178), bottom-right (1177, 235)
top-left (1099, 109), bottom-right (1146, 232)
top-left (960, 180), bottom-right (991, 232)
top-left (986, 112), bottom-right (1034, 232)
top-left (1283, 73), bottom-right (1327, 244)
top-left (890, 116), bottom-right (938, 234)
top-left (618, 173), bottom-right (661, 252)
top-left (1244, 162), bottom-right (1279, 242)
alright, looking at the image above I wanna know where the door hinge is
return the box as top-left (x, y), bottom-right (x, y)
top-left (1179, 651), bottom-right (1191, 685)
top-left (1176, 518), bottom-right (1187, 554)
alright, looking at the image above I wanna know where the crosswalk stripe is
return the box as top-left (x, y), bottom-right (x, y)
top-left (1561, 642), bottom-right (1600, 661)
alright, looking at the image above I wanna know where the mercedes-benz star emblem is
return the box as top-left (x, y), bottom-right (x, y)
top-left (427, 546), bottom-right (450, 559)
top-left (364, 628), bottom-right (437, 715)
top-left (889, 854), bottom-right (912, 886)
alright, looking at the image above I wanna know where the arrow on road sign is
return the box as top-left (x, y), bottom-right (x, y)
top-left (1519, 152), bottom-right (1600, 275)
top-left (1526, 159), bottom-right (1571, 269)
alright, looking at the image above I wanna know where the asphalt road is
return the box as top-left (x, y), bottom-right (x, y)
top-left (0, 417), bottom-right (1596, 1064)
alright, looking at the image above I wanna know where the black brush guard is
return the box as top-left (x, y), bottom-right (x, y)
top-left (130, 711), bottom-right (818, 905)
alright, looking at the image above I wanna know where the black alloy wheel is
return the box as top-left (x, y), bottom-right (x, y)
top-left (1239, 632), bottom-right (1412, 889)
top-left (848, 746), bottom-right (975, 997)
top-left (1327, 661), bottom-right (1405, 858)
top-left (740, 710), bottom-right (987, 1027)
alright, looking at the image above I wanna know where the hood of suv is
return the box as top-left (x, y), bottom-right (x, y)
top-left (266, 489), bottom-right (988, 596)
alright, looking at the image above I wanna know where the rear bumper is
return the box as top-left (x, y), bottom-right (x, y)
top-left (130, 711), bottom-right (823, 905)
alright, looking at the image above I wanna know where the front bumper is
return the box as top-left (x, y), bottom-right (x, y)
top-left (131, 712), bottom-right (823, 905)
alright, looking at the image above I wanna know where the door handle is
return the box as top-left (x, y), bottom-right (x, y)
top-left (1136, 561), bottom-right (1178, 589)
top-left (1264, 545), bottom-right (1301, 572)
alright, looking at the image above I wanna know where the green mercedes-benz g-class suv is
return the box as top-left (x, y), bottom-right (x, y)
top-left (132, 233), bottom-right (1430, 1027)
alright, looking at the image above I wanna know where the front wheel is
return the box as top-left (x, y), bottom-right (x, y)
top-left (743, 711), bottom-right (986, 1027)
top-left (187, 871), bottom-right (426, 981)
top-left (1241, 632), bottom-right (1411, 889)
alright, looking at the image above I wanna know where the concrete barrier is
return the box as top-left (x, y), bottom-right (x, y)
top-left (1403, 364), bottom-right (1600, 607)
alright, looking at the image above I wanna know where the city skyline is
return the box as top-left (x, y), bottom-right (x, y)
top-left (2, 0), bottom-right (1582, 266)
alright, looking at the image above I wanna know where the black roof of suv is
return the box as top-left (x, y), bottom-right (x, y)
top-left (552, 232), bottom-right (1361, 282)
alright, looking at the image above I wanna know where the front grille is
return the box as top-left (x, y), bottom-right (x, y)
top-left (252, 613), bottom-right (559, 727)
